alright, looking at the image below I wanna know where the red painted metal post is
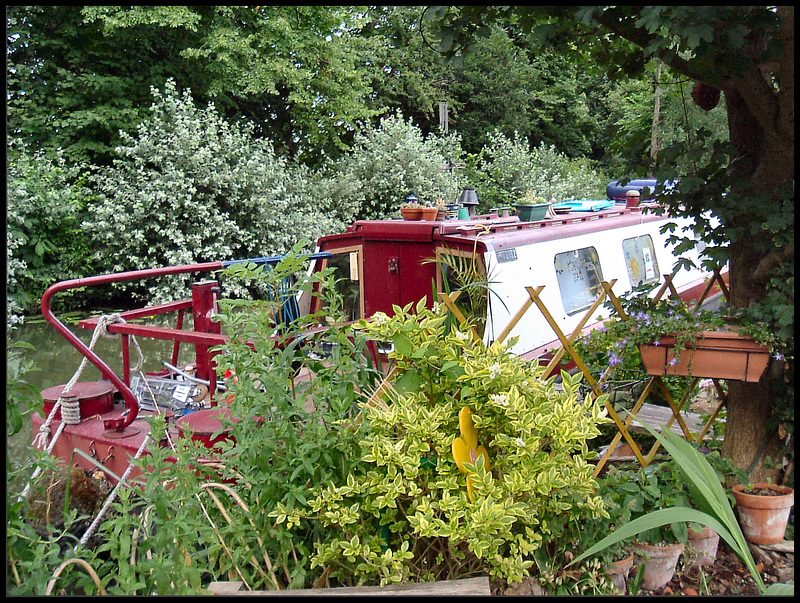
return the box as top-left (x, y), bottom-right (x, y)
top-left (40, 261), bottom-right (224, 431)
top-left (192, 281), bottom-right (222, 402)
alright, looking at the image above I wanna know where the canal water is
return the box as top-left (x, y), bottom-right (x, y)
top-left (7, 312), bottom-right (199, 488)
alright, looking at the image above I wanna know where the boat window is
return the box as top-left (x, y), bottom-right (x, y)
top-left (325, 250), bottom-right (362, 321)
top-left (554, 247), bottom-right (605, 315)
top-left (434, 249), bottom-right (488, 332)
top-left (622, 235), bottom-right (660, 287)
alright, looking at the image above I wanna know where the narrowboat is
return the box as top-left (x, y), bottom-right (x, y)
top-left (31, 204), bottom-right (726, 485)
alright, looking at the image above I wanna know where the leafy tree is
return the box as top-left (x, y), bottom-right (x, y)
top-left (84, 81), bottom-right (351, 304)
top-left (428, 6), bottom-right (794, 483)
top-left (80, 6), bottom-right (380, 165)
top-left (6, 142), bottom-right (96, 325)
top-left (328, 111), bottom-right (464, 219)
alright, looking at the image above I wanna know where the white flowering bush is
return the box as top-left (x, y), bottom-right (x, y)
top-left (84, 80), bottom-right (351, 304)
top-left (6, 142), bottom-right (94, 328)
top-left (328, 111), bottom-right (464, 219)
top-left (473, 130), bottom-right (608, 208)
top-left (273, 300), bottom-right (610, 586)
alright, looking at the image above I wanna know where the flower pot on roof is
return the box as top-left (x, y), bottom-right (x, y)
top-left (638, 330), bottom-right (771, 382)
top-left (400, 195), bottom-right (423, 220)
top-left (421, 205), bottom-right (439, 221)
top-left (732, 483), bottom-right (794, 545)
top-left (514, 189), bottom-right (550, 221)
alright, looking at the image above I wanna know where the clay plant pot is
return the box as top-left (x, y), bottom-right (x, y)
top-left (421, 206), bottom-right (439, 221)
top-left (732, 483), bottom-right (794, 544)
top-left (686, 526), bottom-right (720, 569)
top-left (638, 330), bottom-right (771, 382)
top-left (605, 552), bottom-right (634, 593)
top-left (631, 541), bottom-right (684, 591)
top-left (401, 207), bottom-right (423, 220)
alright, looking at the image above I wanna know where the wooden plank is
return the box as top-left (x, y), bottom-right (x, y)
top-left (627, 403), bottom-right (719, 437)
top-left (207, 577), bottom-right (491, 596)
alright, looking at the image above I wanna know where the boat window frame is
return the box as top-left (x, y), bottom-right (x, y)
top-left (312, 245), bottom-right (364, 320)
top-left (622, 234), bottom-right (661, 288)
top-left (554, 246), bottom-right (605, 316)
top-left (433, 246), bottom-right (488, 304)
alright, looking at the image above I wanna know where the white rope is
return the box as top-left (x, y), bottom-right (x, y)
top-left (23, 313), bottom-right (146, 501)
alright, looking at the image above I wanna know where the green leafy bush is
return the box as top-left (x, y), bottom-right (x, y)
top-left (6, 142), bottom-right (95, 326)
top-left (328, 111), bottom-right (464, 219)
top-left (283, 300), bottom-right (610, 586)
top-left (84, 80), bottom-right (351, 305)
top-left (470, 131), bottom-right (608, 209)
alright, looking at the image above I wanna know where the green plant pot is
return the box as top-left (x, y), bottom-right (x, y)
top-left (515, 202), bottom-right (550, 221)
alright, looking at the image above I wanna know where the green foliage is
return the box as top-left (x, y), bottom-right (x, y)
top-left (329, 112), bottom-right (464, 219)
top-left (284, 301), bottom-right (610, 585)
top-left (570, 420), bottom-right (793, 595)
top-left (6, 142), bottom-right (96, 325)
top-left (84, 81), bottom-right (351, 304)
top-left (469, 131), bottom-right (608, 209)
top-left (6, 341), bottom-right (42, 439)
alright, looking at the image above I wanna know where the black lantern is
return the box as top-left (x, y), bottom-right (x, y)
top-left (458, 188), bottom-right (480, 217)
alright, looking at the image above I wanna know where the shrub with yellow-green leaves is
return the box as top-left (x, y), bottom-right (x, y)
top-left (273, 300), bottom-right (610, 586)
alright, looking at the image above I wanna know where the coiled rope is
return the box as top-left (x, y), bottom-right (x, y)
top-left (20, 313), bottom-right (145, 502)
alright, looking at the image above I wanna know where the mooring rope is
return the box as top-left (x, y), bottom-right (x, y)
top-left (21, 313), bottom-right (145, 502)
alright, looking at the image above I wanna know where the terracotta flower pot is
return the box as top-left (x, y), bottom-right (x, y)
top-left (638, 330), bottom-right (771, 382)
top-left (401, 207), bottom-right (422, 220)
top-left (605, 552), bottom-right (634, 593)
top-left (732, 483), bottom-right (794, 544)
top-left (687, 526), bottom-right (720, 569)
top-left (631, 541), bottom-right (684, 591)
top-left (421, 207), bottom-right (439, 221)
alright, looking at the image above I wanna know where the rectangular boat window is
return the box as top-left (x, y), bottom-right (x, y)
top-left (622, 235), bottom-right (660, 287)
top-left (326, 250), bottom-right (362, 321)
top-left (554, 247), bottom-right (604, 315)
top-left (435, 248), bottom-right (488, 333)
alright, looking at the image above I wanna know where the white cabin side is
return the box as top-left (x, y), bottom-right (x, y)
top-left (481, 214), bottom-right (716, 358)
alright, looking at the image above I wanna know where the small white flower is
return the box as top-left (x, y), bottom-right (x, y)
top-left (515, 437), bottom-right (526, 447)
top-left (454, 330), bottom-right (469, 341)
top-left (489, 363), bottom-right (503, 378)
top-left (490, 393), bottom-right (510, 407)
top-left (372, 312), bottom-right (389, 325)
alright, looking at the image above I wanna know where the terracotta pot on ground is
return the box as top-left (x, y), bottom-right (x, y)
top-left (401, 207), bottom-right (422, 220)
top-left (606, 553), bottom-right (634, 593)
top-left (687, 526), bottom-right (720, 569)
top-left (732, 483), bottom-right (794, 544)
top-left (631, 541), bottom-right (684, 591)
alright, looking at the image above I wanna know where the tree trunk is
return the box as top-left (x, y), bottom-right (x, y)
top-left (719, 84), bottom-right (791, 485)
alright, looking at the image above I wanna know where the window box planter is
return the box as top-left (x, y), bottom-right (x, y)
top-left (638, 330), bottom-right (771, 382)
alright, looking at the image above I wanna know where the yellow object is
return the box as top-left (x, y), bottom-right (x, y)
top-left (452, 406), bottom-right (491, 500)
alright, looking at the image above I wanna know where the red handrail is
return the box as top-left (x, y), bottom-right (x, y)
top-left (40, 262), bottom-right (224, 431)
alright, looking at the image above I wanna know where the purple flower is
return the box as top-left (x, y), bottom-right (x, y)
top-left (609, 353), bottom-right (623, 366)
top-left (773, 352), bottom-right (785, 361)
top-left (669, 357), bottom-right (680, 367)
top-left (653, 339), bottom-right (661, 346)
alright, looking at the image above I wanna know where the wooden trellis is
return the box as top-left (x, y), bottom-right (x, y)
top-left (439, 267), bottom-right (731, 475)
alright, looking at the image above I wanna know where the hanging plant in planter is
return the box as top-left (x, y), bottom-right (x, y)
top-left (578, 287), bottom-right (781, 384)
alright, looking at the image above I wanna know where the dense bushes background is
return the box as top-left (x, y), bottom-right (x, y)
top-left (7, 81), bottom-right (608, 323)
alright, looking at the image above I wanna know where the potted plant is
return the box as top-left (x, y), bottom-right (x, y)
top-left (580, 290), bottom-right (775, 383)
top-left (400, 199), bottom-right (423, 220)
top-left (577, 505), bottom-right (634, 593)
top-left (514, 189), bottom-right (550, 221)
top-left (569, 419), bottom-right (794, 595)
top-left (595, 464), bottom-right (689, 591)
top-left (731, 482), bottom-right (794, 544)
top-left (421, 201), bottom-right (439, 221)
